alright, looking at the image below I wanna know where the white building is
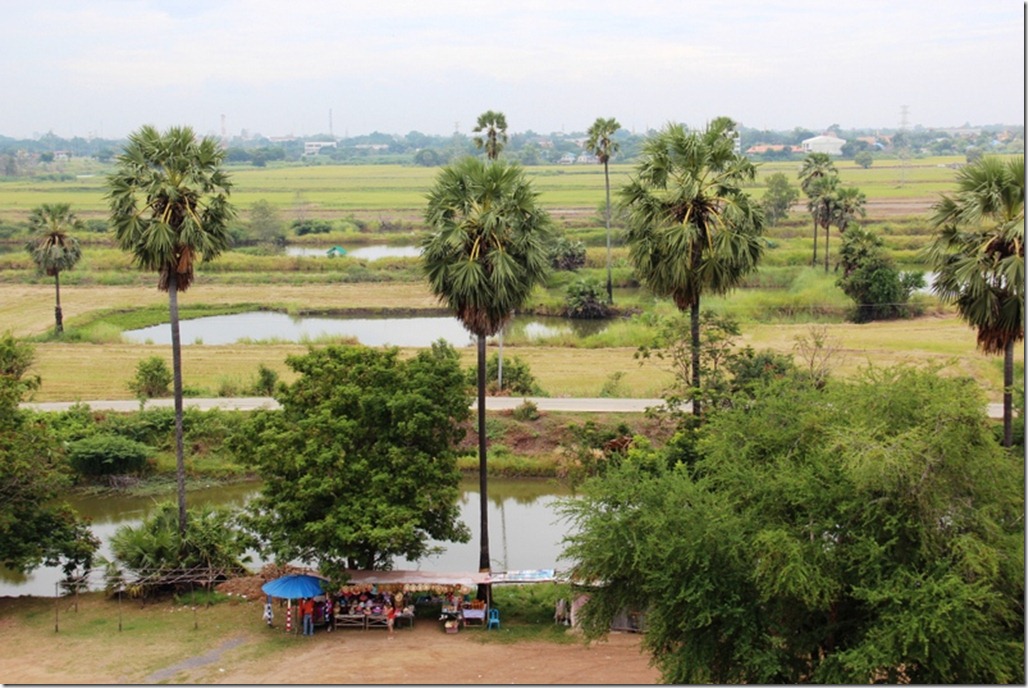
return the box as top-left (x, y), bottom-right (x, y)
top-left (801, 135), bottom-right (846, 156)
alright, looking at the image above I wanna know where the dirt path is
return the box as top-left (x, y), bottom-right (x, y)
top-left (212, 624), bottom-right (659, 685)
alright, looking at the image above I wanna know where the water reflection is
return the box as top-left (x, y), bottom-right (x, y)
top-left (123, 312), bottom-right (608, 347)
top-left (0, 478), bottom-right (573, 597)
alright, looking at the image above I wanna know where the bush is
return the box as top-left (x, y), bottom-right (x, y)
top-left (512, 400), bottom-right (540, 421)
top-left (67, 434), bottom-right (152, 477)
top-left (291, 219), bottom-right (333, 236)
top-left (466, 353), bottom-right (543, 395)
top-left (564, 279), bottom-right (613, 319)
top-left (550, 236), bottom-right (587, 271)
top-left (129, 356), bottom-right (172, 398)
top-left (250, 364), bottom-right (279, 396)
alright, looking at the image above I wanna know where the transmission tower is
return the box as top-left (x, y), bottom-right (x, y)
top-left (898, 105), bottom-right (910, 187)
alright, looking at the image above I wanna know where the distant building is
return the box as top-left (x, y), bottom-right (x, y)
top-left (304, 141), bottom-right (337, 156)
top-left (801, 135), bottom-right (846, 156)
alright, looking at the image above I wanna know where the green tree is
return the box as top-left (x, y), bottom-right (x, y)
top-left (237, 343), bottom-right (471, 576)
top-left (106, 125), bottom-right (235, 535)
top-left (799, 152), bottom-right (838, 265)
top-left (837, 226), bottom-right (924, 322)
top-left (619, 117), bottom-right (765, 419)
top-left (760, 172), bottom-right (800, 226)
top-left (926, 155), bottom-right (1025, 447)
top-left (472, 110), bottom-right (508, 161)
top-left (0, 334), bottom-right (98, 575)
top-left (25, 203), bottom-right (83, 334)
top-left (854, 150), bottom-right (874, 169)
top-left (247, 199), bottom-right (285, 246)
top-left (585, 116), bottom-right (622, 303)
top-left (561, 366), bottom-right (1024, 684)
top-left (422, 157), bottom-right (553, 577)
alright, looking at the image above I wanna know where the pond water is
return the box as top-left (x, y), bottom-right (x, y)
top-left (285, 245), bottom-right (421, 260)
top-left (0, 478), bottom-right (575, 597)
top-left (123, 312), bottom-right (608, 347)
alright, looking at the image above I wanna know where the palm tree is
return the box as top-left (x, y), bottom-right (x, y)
top-left (472, 110), bottom-right (508, 161)
top-left (926, 155), bottom-right (1024, 447)
top-left (25, 203), bottom-right (83, 334)
top-left (799, 153), bottom-right (837, 266)
top-left (585, 117), bottom-right (622, 304)
top-left (619, 117), bottom-right (765, 419)
top-left (827, 186), bottom-right (867, 272)
top-left (422, 157), bottom-right (553, 577)
top-left (106, 125), bottom-right (235, 534)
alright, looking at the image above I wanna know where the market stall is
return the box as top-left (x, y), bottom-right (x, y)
top-left (336, 570), bottom-right (491, 633)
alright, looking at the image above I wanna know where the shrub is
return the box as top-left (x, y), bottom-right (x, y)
top-left (291, 219), bottom-right (333, 236)
top-left (250, 364), bottom-right (279, 396)
top-left (564, 279), bottom-right (613, 319)
top-left (129, 356), bottom-right (172, 398)
top-left (67, 434), bottom-right (152, 477)
top-left (466, 353), bottom-right (543, 395)
top-left (512, 400), bottom-right (540, 421)
top-left (550, 236), bottom-right (587, 271)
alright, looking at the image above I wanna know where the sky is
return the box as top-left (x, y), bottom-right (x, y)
top-left (2, 0), bottom-right (1024, 140)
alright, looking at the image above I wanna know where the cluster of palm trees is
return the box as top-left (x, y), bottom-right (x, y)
top-left (798, 152), bottom-right (867, 272)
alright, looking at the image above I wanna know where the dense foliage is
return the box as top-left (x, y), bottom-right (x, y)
top-left (0, 334), bottom-right (98, 575)
top-left (107, 501), bottom-right (250, 580)
top-left (560, 366), bottom-right (1024, 684)
top-left (237, 342), bottom-right (471, 577)
top-left (836, 226), bottom-right (924, 322)
top-left (67, 434), bottom-right (152, 477)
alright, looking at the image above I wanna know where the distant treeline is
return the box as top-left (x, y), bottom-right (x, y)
top-left (1, 123), bottom-right (1022, 174)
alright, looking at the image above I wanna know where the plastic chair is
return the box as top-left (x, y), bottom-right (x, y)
top-left (487, 607), bottom-right (500, 630)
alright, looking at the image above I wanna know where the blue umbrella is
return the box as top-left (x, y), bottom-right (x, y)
top-left (261, 574), bottom-right (325, 600)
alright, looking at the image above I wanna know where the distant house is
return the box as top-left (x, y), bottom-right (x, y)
top-left (557, 153), bottom-right (576, 165)
top-left (801, 135), bottom-right (846, 156)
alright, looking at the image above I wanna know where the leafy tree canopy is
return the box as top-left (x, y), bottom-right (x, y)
top-left (0, 334), bottom-right (98, 575)
top-left (236, 342), bottom-right (472, 578)
top-left (561, 365), bottom-right (1024, 684)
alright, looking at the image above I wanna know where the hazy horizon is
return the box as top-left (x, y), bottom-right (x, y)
top-left (3, 1), bottom-right (1023, 141)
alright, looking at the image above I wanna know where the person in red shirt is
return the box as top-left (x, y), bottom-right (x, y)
top-left (301, 598), bottom-right (315, 636)
top-left (386, 603), bottom-right (396, 637)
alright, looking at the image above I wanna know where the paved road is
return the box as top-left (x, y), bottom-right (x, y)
top-left (20, 396), bottom-right (1005, 418)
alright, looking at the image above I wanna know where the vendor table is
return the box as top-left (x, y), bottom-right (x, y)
top-left (334, 613), bottom-right (367, 629)
top-left (461, 607), bottom-right (487, 626)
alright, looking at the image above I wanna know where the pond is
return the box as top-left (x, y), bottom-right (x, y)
top-left (0, 478), bottom-right (575, 597)
top-left (123, 312), bottom-right (609, 347)
top-left (285, 245), bottom-right (421, 260)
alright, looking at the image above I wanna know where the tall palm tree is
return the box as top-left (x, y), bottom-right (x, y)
top-left (926, 155), bottom-right (1024, 447)
top-left (620, 117), bottom-right (765, 419)
top-left (25, 203), bottom-right (83, 334)
top-left (422, 157), bottom-right (553, 577)
top-left (472, 110), bottom-right (508, 161)
top-left (106, 125), bottom-right (235, 534)
top-left (828, 186), bottom-right (867, 272)
top-left (585, 117), bottom-right (622, 304)
top-left (799, 153), bottom-right (837, 266)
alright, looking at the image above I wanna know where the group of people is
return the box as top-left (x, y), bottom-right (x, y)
top-left (335, 589), bottom-right (415, 636)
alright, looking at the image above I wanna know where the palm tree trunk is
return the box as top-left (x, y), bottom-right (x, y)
top-left (1003, 339), bottom-right (1013, 448)
top-left (690, 300), bottom-right (701, 418)
top-left (54, 272), bottom-right (63, 335)
top-left (476, 334), bottom-right (491, 574)
top-left (168, 273), bottom-right (188, 536)
top-left (604, 161), bottom-right (613, 304)
top-left (811, 219), bottom-right (818, 266)
top-left (824, 225), bottom-right (830, 273)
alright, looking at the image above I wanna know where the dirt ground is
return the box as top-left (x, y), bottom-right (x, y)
top-left (0, 595), bottom-right (660, 685)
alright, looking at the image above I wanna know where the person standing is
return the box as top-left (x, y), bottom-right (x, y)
top-left (301, 597), bottom-right (315, 637)
top-left (386, 603), bottom-right (396, 638)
